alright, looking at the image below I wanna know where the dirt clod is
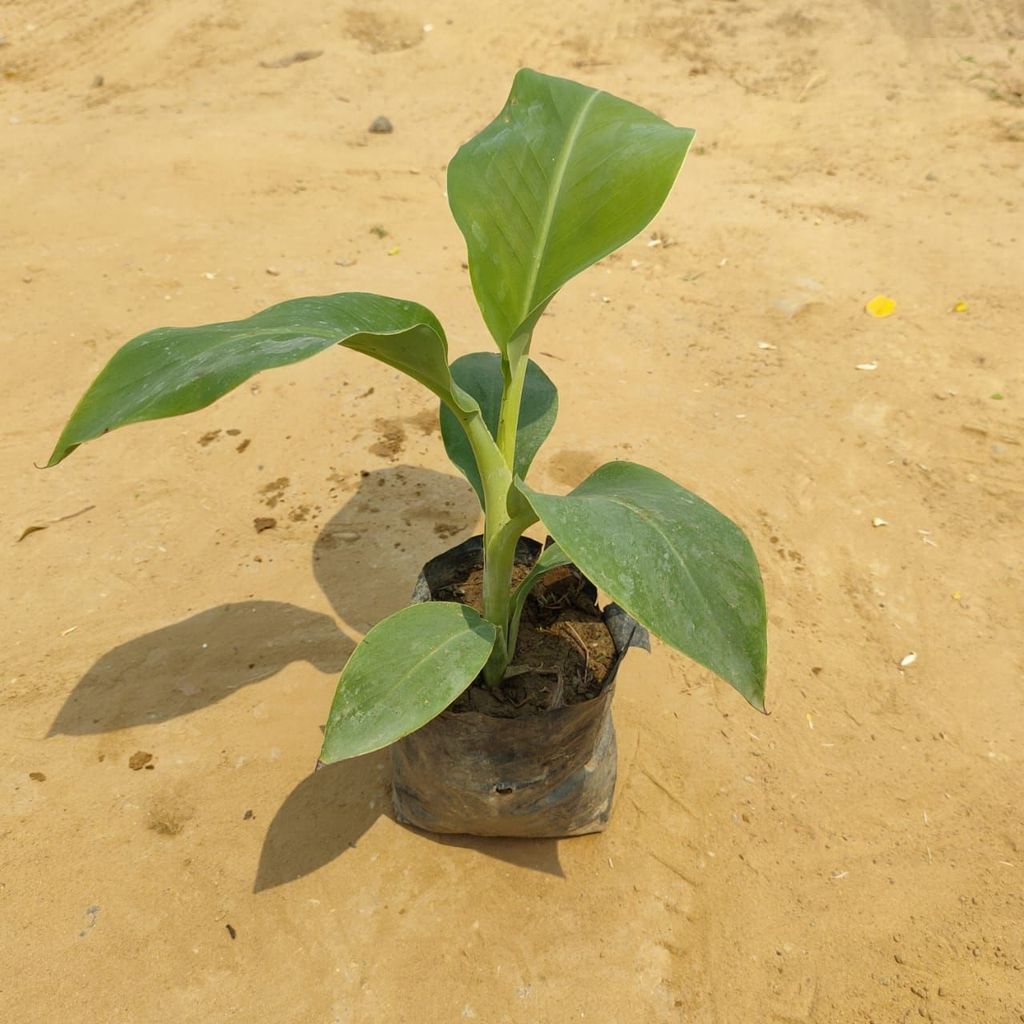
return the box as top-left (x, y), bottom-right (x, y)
top-left (259, 50), bottom-right (322, 69)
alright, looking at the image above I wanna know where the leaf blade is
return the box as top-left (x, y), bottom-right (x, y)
top-left (439, 352), bottom-right (558, 502)
top-left (319, 602), bottom-right (496, 764)
top-left (448, 68), bottom-right (694, 351)
top-left (518, 462), bottom-right (767, 709)
top-left (48, 292), bottom-right (462, 466)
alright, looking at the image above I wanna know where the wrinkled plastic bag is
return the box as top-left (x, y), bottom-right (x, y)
top-left (391, 536), bottom-right (648, 838)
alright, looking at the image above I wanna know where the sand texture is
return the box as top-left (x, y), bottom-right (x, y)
top-left (2, 1), bottom-right (1023, 1021)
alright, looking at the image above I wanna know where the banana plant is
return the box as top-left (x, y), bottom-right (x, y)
top-left (47, 69), bottom-right (768, 766)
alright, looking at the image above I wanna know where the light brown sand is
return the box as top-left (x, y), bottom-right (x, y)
top-left (3, 1), bottom-right (1023, 1020)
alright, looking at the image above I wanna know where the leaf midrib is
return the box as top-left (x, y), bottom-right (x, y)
top-left (516, 88), bottom-right (602, 332)
top-left (334, 609), bottom-right (493, 734)
top-left (584, 492), bottom-right (722, 637)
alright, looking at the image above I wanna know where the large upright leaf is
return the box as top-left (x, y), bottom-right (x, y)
top-left (319, 602), bottom-right (497, 763)
top-left (47, 293), bottom-right (467, 466)
top-left (518, 462), bottom-right (767, 710)
top-left (439, 352), bottom-right (558, 504)
top-left (448, 68), bottom-right (694, 352)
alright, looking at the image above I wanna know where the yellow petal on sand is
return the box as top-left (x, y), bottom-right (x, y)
top-left (865, 294), bottom-right (896, 318)
top-left (952, 300), bottom-right (968, 313)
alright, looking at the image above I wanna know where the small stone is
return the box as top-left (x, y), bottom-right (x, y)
top-left (265, 266), bottom-right (280, 276)
top-left (369, 115), bottom-right (393, 134)
top-left (28, 771), bottom-right (46, 782)
top-left (259, 50), bottom-right (322, 69)
top-left (254, 517), bottom-right (277, 533)
top-left (128, 751), bottom-right (153, 771)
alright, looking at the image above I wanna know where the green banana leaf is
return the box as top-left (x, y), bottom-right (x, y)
top-left (320, 602), bottom-right (497, 763)
top-left (448, 68), bottom-right (694, 355)
top-left (518, 462), bottom-right (767, 710)
top-left (48, 293), bottom-right (468, 466)
top-left (440, 352), bottom-right (557, 505)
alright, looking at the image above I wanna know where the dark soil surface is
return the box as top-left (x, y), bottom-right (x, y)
top-left (438, 562), bottom-right (617, 717)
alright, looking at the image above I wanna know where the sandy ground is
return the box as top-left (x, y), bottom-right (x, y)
top-left (3, 1), bottom-right (1023, 1021)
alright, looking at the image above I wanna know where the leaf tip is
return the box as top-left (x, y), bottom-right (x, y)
top-left (744, 673), bottom-right (768, 715)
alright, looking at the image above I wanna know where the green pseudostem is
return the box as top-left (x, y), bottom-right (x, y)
top-left (448, 391), bottom-right (537, 686)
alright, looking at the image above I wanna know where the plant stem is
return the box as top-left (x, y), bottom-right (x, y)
top-left (480, 503), bottom-right (538, 685)
top-left (495, 350), bottom-right (529, 467)
top-left (452, 400), bottom-right (537, 687)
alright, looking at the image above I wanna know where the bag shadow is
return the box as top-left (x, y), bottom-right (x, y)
top-left (255, 758), bottom-right (565, 888)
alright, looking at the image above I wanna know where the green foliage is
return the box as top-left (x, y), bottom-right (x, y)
top-left (440, 352), bottom-right (557, 505)
top-left (448, 68), bottom-right (694, 357)
top-left (47, 293), bottom-right (473, 468)
top-left (518, 463), bottom-right (767, 710)
top-left (320, 603), bottom-right (496, 761)
top-left (47, 69), bottom-right (768, 766)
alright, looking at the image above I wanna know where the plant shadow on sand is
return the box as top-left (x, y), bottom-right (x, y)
top-left (47, 601), bottom-right (352, 735)
top-left (254, 757), bottom-right (565, 890)
top-left (49, 464), bottom-right (564, 882)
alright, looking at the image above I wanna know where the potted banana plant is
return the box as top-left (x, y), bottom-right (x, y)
top-left (47, 69), bottom-right (767, 838)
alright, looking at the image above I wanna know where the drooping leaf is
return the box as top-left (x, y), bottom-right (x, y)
top-left (506, 541), bottom-right (571, 654)
top-left (47, 293), bottom-right (469, 466)
top-left (439, 352), bottom-right (558, 503)
top-left (518, 462), bottom-right (767, 710)
top-left (319, 602), bottom-right (496, 764)
top-left (448, 68), bottom-right (694, 353)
